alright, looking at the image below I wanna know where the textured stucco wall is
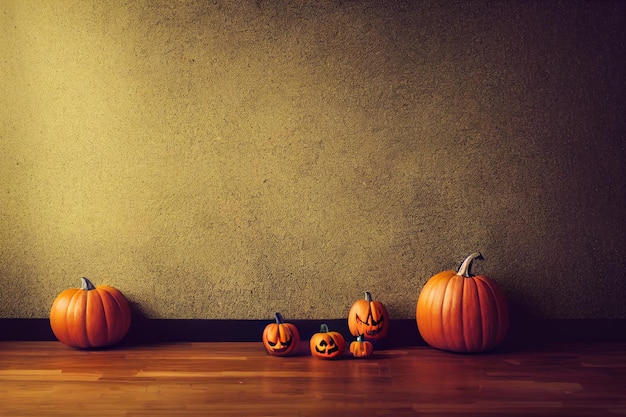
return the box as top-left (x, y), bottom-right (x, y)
top-left (1, 1), bottom-right (624, 320)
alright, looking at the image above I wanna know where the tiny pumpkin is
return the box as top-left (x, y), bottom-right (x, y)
top-left (49, 277), bottom-right (131, 349)
top-left (347, 291), bottom-right (389, 340)
top-left (310, 324), bottom-right (346, 359)
top-left (262, 312), bottom-right (300, 357)
top-left (416, 253), bottom-right (509, 353)
top-left (350, 335), bottom-right (374, 358)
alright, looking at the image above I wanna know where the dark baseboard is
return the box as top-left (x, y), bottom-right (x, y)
top-left (2, 317), bottom-right (625, 349)
top-left (0, 317), bottom-right (420, 348)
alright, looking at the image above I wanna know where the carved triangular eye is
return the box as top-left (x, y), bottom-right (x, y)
top-left (315, 340), bottom-right (328, 354)
top-left (356, 314), bottom-right (371, 326)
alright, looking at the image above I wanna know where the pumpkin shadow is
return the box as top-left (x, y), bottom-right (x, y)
top-left (115, 301), bottom-right (161, 347)
top-left (497, 294), bottom-right (543, 353)
top-left (116, 303), bottom-right (274, 347)
top-left (287, 340), bottom-right (312, 357)
top-left (355, 352), bottom-right (391, 360)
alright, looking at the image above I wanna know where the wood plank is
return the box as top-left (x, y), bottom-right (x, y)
top-left (0, 341), bottom-right (625, 416)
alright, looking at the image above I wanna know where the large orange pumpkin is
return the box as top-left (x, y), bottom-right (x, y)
top-left (347, 291), bottom-right (389, 340)
top-left (416, 253), bottom-right (509, 353)
top-left (262, 312), bottom-right (300, 357)
top-left (49, 277), bottom-right (131, 349)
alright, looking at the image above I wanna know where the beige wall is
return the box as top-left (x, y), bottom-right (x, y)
top-left (1, 1), bottom-right (624, 320)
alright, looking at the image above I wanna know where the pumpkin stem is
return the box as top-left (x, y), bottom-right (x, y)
top-left (356, 335), bottom-right (364, 342)
top-left (81, 277), bottom-right (96, 291)
top-left (457, 252), bottom-right (483, 277)
top-left (320, 323), bottom-right (329, 333)
top-left (274, 312), bottom-right (285, 324)
top-left (364, 291), bottom-right (372, 302)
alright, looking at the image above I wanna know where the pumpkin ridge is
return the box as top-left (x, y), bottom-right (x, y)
top-left (102, 290), bottom-right (117, 346)
top-left (87, 288), bottom-right (108, 348)
top-left (447, 275), bottom-right (466, 352)
top-left (463, 277), bottom-right (485, 352)
top-left (110, 287), bottom-right (132, 340)
top-left (419, 277), bottom-right (436, 346)
top-left (459, 275), bottom-right (467, 352)
top-left (417, 271), bottom-right (455, 349)
top-left (485, 274), bottom-right (509, 344)
top-left (50, 288), bottom-right (75, 347)
top-left (476, 275), bottom-right (508, 349)
top-left (69, 289), bottom-right (89, 348)
top-left (63, 292), bottom-right (74, 346)
top-left (471, 279), bottom-right (483, 351)
top-left (440, 277), bottom-right (449, 350)
top-left (102, 290), bottom-right (120, 345)
top-left (480, 280), bottom-right (497, 351)
top-left (429, 273), bottom-right (450, 349)
top-left (103, 288), bottom-right (131, 344)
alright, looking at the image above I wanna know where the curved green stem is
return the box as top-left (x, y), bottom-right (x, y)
top-left (320, 323), bottom-right (329, 333)
top-left (457, 252), bottom-right (483, 277)
top-left (274, 312), bottom-right (285, 324)
top-left (81, 277), bottom-right (96, 291)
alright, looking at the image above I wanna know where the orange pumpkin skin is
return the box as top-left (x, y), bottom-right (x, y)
top-left (262, 312), bottom-right (300, 357)
top-left (347, 291), bottom-right (389, 340)
top-left (350, 335), bottom-right (373, 358)
top-left (310, 324), bottom-right (345, 359)
top-left (416, 253), bottom-right (509, 353)
top-left (50, 277), bottom-right (131, 349)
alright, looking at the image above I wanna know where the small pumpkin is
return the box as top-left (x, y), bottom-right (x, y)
top-left (49, 277), bottom-right (131, 349)
top-left (310, 324), bottom-right (346, 359)
top-left (262, 312), bottom-right (300, 356)
top-left (416, 252), bottom-right (509, 353)
top-left (350, 335), bottom-right (374, 358)
top-left (347, 291), bottom-right (389, 340)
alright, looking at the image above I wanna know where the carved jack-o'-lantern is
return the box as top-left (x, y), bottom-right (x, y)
top-left (347, 291), bottom-right (389, 340)
top-left (310, 324), bottom-right (345, 359)
top-left (262, 312), bottom-right (300, 357)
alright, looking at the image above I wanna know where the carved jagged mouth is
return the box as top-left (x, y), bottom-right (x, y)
top-left (268, 337), bottom-right (293, 352)
top-left (366, 328), bottom-right (382, 336)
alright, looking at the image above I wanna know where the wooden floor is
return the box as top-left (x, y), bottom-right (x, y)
top-left (0, 341), bottom-right (625, 416)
